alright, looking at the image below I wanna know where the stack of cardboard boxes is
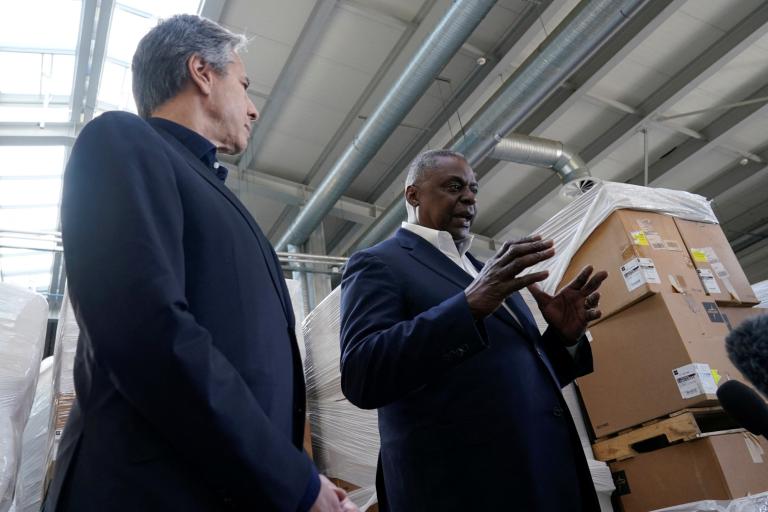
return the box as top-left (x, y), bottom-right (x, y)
top-left (558, 209), bottom-right (767, 511)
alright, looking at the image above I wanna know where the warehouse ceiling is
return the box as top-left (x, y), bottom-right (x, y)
top-left (1, 0), bottom-right (768, 303)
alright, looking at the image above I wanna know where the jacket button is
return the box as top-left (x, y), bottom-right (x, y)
top-left (553, 405), bottom-right (563, 417)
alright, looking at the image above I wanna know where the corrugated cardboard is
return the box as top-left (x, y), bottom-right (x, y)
top-left (560, 210), bottom-right (703, 323)
top-left (673, 219), bottom-right (759, 307)
top-left (578, 292), bottom-right (745, 437)
top-left (719, 305), bottom-right (766, 332)
top-left (610, 433), bottom-right (768, 512)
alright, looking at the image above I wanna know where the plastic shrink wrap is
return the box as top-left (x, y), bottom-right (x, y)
top-left (43, 288), bottom-right (78, 483)
top-left (10, 357), bottom-right (53, 512)
top-left (653, 491), bottom-right (768, 512)
top-left (303, 287), bottom-right (379, 510)
top-left (753, 280), bottom-right (768, 308)
top-left (520, 289), bottom-right (615, 511)
top-left (0, 283), bottom-right (48, 512)
top-left (524, 181), bottom-right (716, 295)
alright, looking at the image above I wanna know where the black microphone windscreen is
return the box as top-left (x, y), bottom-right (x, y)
top-left (725, 313), bottom-right (768, 398)
top-left (716, 380), bottom-right (768, 436)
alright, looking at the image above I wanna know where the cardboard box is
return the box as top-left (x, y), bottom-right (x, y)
top-left (578, 292), bottom-right (745, 438)
top-left (610, 433), bottom-right (768, 512)
top-left (560, 210), bottom-right (704, 323)
top-left (674, 219), bottom-right (759, 307)
top-left (719, 305), bottom-right (767, 332)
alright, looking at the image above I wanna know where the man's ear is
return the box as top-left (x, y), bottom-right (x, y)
top-left (187, 54), bottom-right (215, 96)
top-left (405, 185), bottom-right (419, 207)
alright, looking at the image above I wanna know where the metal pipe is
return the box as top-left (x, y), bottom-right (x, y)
top-left (274, 0), bottom-right (498, 251)
top-left (352, 0), bottom-right (646, 252)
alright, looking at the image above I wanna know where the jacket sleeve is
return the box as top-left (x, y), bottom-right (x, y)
top-left (539, 328), bottom-right (593, 387)
top-left (339, 250), bottom-right (489, 409)
top-left (61, 114), bottom-right (315, 511)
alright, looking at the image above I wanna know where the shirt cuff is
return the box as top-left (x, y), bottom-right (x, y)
top-left (297, 465), bottom-right (321, 512)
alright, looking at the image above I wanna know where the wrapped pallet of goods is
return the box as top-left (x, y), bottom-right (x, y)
top-left (303, 288), bottom-right (379, 511)
top-left (524, 181), bottom-right (767, 510)
top-left (0, 283), bottom-right (48, 512)
top-left (43, 288), bottom-right (79, 490)
top-left (10, 357), bottom-right (53, 512)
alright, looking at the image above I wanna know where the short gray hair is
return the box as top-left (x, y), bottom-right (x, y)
top-left (404, 149), bottom-right (468, 188)
top-left (404, 149), bottom-right (467, 223)
top-left (132, 14), bottom-right (247, 119)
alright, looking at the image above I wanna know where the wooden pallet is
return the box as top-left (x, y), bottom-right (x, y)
top-left (592, 406), bottom-right (743, 462)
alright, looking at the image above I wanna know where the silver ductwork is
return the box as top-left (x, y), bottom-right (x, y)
top-left (351, 0), bottom-right (646, 252)
top-left (274, 0), bottom-right (498, 251)
top-left (491, 135), bottom-right (597, 198)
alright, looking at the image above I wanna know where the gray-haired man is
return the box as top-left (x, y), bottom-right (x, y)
top-left (45, 15), bottom-right (355, 512)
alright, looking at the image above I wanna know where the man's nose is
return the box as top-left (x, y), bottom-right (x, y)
top-left (248, 98), bottom-right (259, 121)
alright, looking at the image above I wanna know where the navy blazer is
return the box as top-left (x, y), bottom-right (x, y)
top-left (340, 229), bottom-right (600, 511)
top-left (45, 112), bottom-right (314, 511)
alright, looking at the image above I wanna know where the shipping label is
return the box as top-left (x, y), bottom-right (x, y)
top-left (620, 257), bottom-right (660, 291)
top-left (697, 268), bottom-right (722, 295)
top-left (630, 230), bottom-right (649, 246)
top-left (672, 363), bottom-right (718, 399)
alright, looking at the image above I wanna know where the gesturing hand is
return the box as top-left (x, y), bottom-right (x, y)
top-left (465, 235), bottom-right (555, 320)
top-left (528, 265), bottom-right (608, 345)
top-left (311, 475), bottom-right (360, 512)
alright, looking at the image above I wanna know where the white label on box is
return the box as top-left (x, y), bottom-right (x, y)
top-left (672, 363), bottom-right (718, 399)
top-left (646, 233), bottom-right (665, 249)
top-left (620, 258), bottom-right (660, 292)
top-left (697, 268), bottom-right (722, 295)
top-left (710, 261), bottom-right (730, 279)
top-left (620, 258), bottom-right (644, 292)
top-left (638, 258), bottom-right (661, 284)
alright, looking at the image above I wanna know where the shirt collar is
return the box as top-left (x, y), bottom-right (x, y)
top-left (401, 222), bottom-right (474, 258)
top-left (148, 117), bottom-right (227, 181)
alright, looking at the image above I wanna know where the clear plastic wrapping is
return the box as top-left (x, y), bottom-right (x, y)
top-left (10, 357), bottom-right (53, 512)
top-left (44, 288), bottom-right (79, 480)
top-left (302, 287), bottom-right (379, 509)
top-left (653, 491), bottom-right (768, 512)
top-left (520, 289), bottom-right (615, 504)
top-left (0, 283), bottom-right (48, 512)
top-left (526, 181), bottom-right (717, 295)
top-left (753, 280), bottom-right (768, 308)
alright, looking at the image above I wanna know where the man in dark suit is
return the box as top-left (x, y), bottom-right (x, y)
top-left (340, 149), bottom-right (608, 511)
top-left (45, 15), bottom-right (355, 512)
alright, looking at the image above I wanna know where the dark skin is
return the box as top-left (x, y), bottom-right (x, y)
top-left (406, 155), bottom-right (608, 344)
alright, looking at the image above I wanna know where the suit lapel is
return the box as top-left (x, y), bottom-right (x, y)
top-left (154, 127), bottom-right (292, 321)
top-left (406, 238), bottom-right (474, 290)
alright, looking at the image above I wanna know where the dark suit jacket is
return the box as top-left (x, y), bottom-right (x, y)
top-left (340, 228), bottom-right (600, 511)
top-left (45, 112), bottom-right (314, 511)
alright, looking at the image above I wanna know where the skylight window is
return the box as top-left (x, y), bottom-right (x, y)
top-left (96, 0), bottom-right (202, 113)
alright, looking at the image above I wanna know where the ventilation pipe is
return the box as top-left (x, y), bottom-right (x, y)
top-left (490, 134), bottom-right (597, 198)
top-left (351, 0), bottom-right (646, 252)
top-left (274, 0), bottom-right (498, 251)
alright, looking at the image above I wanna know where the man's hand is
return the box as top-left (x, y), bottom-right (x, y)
top-left (310, 475), bottom-right (360, 512)
top-left (528, 265), bottom-right (608, 344)
top-left (465, 236), bottom-right (555, 320)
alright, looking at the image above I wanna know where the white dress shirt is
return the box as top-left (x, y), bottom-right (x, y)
top-left (401, 222), bottom-right (523, 327)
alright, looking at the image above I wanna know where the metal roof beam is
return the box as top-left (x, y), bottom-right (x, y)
top-left (81, 0), bottom-right (116, 125)
top-left (236, 0), bottom-right (337, 171)
top-left (229, 169), bottom-right (385, 225)
top-left (581, 2), bottom-right (768, 166)
top-left (693, 146), bottom-right (768, 200)
top-left (481, 1), bottom-right (768, 238)
top-left (626, 83), bottom-right (768, 185)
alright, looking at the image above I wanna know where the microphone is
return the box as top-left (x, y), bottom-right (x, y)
top-left (725, 313), bottom-right (768, 398)
top-left (716, 380), bottom-right (768, 437)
